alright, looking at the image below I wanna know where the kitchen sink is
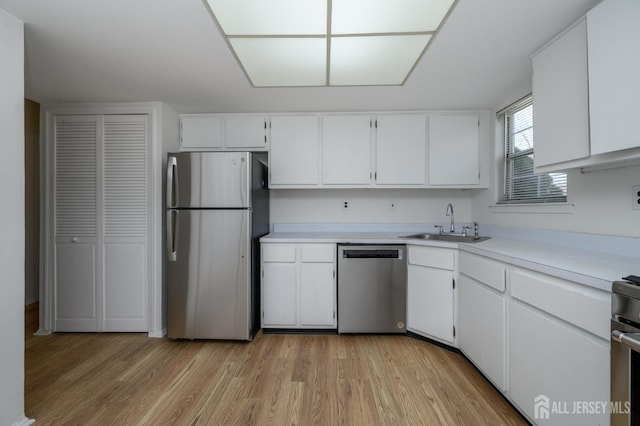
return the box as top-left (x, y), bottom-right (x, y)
top-left (401, 233), bottom-right (491, 243)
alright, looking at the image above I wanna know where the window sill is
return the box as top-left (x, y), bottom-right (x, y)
top-left (489, 203), bottom-right (575, 214)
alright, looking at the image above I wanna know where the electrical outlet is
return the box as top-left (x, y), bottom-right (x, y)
top-left (342, 200), bottom-right (350, 210)
top-left (633, 186), bottom-right (640, 210)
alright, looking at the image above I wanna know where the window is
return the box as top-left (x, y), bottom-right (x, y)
top-left (499, 95), bottom-right (567, 204)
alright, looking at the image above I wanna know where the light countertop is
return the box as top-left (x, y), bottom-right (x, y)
top-left (261, 232), bottom-right (640, 292)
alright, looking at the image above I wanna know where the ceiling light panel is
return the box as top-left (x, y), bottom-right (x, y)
top-left (330, 35), bottom-right (431, 86)
top-left (207, 0), bottom-right (327, 35)
top-left (331, 0), bottom-right (456, 34)
top-left (230, 38), bottom-right (327, 87)
top-left (206, 0), bottom-right (457, 86)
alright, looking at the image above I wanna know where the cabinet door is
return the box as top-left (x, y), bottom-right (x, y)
top-left (270, 115), bottom-right (319, 185)
top-left (55, 242), bottom-right (98, 331)
top-left (54, 116), bottom-right (99, 332)
top-left (180, 115), bottom-right (223, 149)
top-left (532, 19), bottom-right (589, 168)
top-left (322, 115), bottom-right (372, 185)
top-left (300, 262), bottom-right (336, 327)
top-left (225, 116), bottom-right (267, 149)
top-left (458, 275), bottom-right (506, 391)
top-left (509, 301), bottom-right (609, 425)
top-left (428, 115), bottom-right (480, 185)
top-left (588, 0), bottom-right (640, 155)
top-left (375, 114), bottom-right (426, 185)
top-left (262, 263), bottom-right (297, 327)
top-left (102, 115), bottom-right (149, 332)
top-left (407, 264), bottom-right (454, 343)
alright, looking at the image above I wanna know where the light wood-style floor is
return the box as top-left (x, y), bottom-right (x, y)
top-left (25, 303), bottom-right (526, 425)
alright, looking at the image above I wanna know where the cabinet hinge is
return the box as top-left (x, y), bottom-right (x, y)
top-left (453, 326), bottom-right (456, 337)
top-left (452, 278), bottom-right (455, 289)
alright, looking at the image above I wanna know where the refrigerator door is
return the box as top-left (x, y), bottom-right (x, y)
top-left (167, 152), bottom-right (252, 208)
top-left (167, 209), bottom-right (251, 340)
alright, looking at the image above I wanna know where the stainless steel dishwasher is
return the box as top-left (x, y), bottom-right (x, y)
top-left (337, 244), bottom-right (407, 334)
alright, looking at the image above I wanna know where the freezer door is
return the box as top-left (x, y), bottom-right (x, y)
top-left (167, 209), bottom-right (251, 340)
top-left (168, 152), bottom-right (252, 208)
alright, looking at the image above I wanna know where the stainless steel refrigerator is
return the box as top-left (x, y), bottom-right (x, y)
top-left (166, 152), bottom-right (269, 340)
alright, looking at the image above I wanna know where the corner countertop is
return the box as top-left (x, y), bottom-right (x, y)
top-left (261, 231), bottom-right (640, 292)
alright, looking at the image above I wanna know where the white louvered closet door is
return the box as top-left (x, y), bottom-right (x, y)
top-left (102, 115), bottom-right (149, 331)
top-left (54, 116), bottom-right (99, 331)
top-left (54, 114), bottom-right (149, 332)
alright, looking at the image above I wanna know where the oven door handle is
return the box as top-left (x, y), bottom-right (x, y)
top-left (612, 330), bottom-right (640, 353)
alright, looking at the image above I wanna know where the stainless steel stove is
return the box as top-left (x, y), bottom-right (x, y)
top-left (611, 276), bottom-right (640, 426)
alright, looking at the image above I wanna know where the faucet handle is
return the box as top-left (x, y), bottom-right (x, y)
top-left (434, 225), bottom-right (443, 235)
top-left (462, 225), bottom-right (472, 237)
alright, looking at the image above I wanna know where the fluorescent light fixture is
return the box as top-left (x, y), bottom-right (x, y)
top-left (206, 0), bottom-right (456, 87)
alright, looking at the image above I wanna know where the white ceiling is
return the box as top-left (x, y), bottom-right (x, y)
top-left (0, 0), bottom-right (600, 113)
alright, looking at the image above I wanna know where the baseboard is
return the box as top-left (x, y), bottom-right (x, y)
top-left (262, 328), bottom-right (338, 335)
top-left (12, 416), bottom-right (35, 426)
top-left (148, 328), bottom-right (166, 338)
top-left (34, 329), bottom-right (52, 336)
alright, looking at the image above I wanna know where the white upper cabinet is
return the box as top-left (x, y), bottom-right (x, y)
top-left (180, 115), bottom-right (223, 149)
top-left (531, 0), bottom-right (640, 171)
top-left (181, 110), bottom-right (489, 187)
top-left (532, 18), bottom-right (590, 168)
top-left (180, 114), bottom-right (268, 151)
top-left (375, 114), bottom-right (426, 185)
top-left (269, 115), bottom-right (319, 186)
top-left (225, 115), bottom-right (267, 149)
top-left (587, 0), bottom-right (640, 155)
top-left (428, 114), bottom-right (480, 185)
top-left (322, 115), bottom-right (372, 185)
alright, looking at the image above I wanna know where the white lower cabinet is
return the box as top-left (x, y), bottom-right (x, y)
top-left (262, 262), bottom-right (297, 327)
top-left (458, 252), bottom-right (610, 425)
top-left (509, 300), bottom-right (609, 426)
top-left (457, 274), bottom-right (506, 391)
top-left (406, 245), bottom-right (456, 344)
top-left (261, 243), bottom-right (336, 329)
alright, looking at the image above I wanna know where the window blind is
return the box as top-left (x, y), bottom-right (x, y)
top-left (499, 95), bottom-right (567, 204)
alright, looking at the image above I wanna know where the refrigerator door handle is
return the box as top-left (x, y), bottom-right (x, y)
top-left (167, 156), bottom-right (178, 208)
top-left (167, 210), bottom-right (178, 261)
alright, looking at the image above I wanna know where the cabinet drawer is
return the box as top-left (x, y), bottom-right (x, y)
top-left (407, 246), bottom-right (454, 270)
top-left (459, 252), bottom-right (505, 292)
top-left (300, 244), bottom-right (335, 262)
top-left (262, 244), bottom-right (296, 263)
top-left (510, 268), bottom-right (609, 340)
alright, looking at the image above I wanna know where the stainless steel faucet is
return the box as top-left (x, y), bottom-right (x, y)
top-left (445, 203), bottom-right (455, 233)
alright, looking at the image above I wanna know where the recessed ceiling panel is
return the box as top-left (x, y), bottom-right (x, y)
top-left (207, 0), bottom-right (326, 35)
top-left (330, 35), bottom-right (431, 86)
top-left (331, 0), bottom-right (456, 34)
top-left (229, 38), bottom-right (327, 87)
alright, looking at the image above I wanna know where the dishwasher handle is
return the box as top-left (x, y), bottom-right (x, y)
top-left (342, 249), bottom-right (402, 259)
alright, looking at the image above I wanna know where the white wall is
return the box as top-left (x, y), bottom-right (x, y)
top-left (0, 8), bottom-right (27, 426)
top-left (270, 189), bottom-right (474, 228)
top-left (471, 118), bottom-right (640, 238)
